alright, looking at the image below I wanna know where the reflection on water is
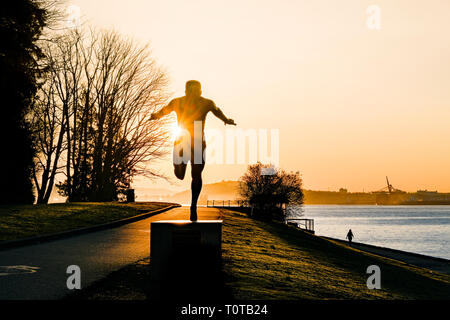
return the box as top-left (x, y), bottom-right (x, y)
top-left (300, 205), bottom-right (450, 260)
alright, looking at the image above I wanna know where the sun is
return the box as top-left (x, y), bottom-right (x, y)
top-left (171, 123), bottom-right (183, 139)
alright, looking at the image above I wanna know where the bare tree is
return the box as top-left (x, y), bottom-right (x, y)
top-left (31, 30), bottom-right (82, 203)
top-left (33, 28), bottom-right (170, 203)
top-left (81, 29), bottom-right (170, 201)
top-left (31, 62), bottom-right (66, 204)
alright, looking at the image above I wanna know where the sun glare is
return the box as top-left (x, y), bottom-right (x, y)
top-left (172, 124), bottom-right (182, 139)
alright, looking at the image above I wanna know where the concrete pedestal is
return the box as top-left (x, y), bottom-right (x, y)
top-left (149, 220), bottom-right (222, 299)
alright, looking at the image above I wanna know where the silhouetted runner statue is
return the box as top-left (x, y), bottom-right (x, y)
top-left (346, 229), bottom-right (354, 245)
top-left (150, 80), bottom-right (236, 221)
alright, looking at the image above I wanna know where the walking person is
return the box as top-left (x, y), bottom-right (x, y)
top-left (346, 229), bottom-right (354, 246)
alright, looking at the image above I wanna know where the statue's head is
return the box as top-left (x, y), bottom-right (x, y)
top-left (185, 80), bottom-right (202, 98)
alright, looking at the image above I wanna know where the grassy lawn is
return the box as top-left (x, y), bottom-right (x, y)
top-left (0, 202), bottom-right (176, 242)
top-left (221, 208), bottom-right (450, 299)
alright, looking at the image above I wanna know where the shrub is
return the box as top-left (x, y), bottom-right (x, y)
top-left (238, 163), bottom-right (304, 220)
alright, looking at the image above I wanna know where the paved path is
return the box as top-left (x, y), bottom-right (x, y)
top-left (324, 237), bottom-right (450, 275)
top-left (0, 206), bottom-right (222, 300)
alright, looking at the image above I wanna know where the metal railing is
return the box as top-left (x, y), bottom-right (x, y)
top-left (285, 218), bottom-right (315, 233)
top-left (206, 200), bottom-right (249, 207)
top-left (207, 200), bottom-right (314, 233)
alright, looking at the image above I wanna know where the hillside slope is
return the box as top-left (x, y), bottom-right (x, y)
top-left (221, 208), bottom-right (450, 299)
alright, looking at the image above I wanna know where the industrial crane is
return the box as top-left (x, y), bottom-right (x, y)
top-left (375, 176), bottom-right (405, 194)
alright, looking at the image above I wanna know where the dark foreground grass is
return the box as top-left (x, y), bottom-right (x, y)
top-left (0, 202), bottom-right (176, 241)
top-left (67, 208), bottom-right (450, 300)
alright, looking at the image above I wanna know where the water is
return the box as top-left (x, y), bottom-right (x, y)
top-left (300, 205), bottom-right (450, 260)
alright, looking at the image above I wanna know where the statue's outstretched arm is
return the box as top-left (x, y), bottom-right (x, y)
top-left (211, 101), bottom-right (236, 125)
top-left (150, 100), bottom-right (175, 120)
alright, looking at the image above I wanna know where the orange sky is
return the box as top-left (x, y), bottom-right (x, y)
top-left (69, 0), bottom-right (450, 193)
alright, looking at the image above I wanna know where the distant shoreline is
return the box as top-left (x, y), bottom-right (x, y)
top-left (302, 203), bottom-right (450, 206)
